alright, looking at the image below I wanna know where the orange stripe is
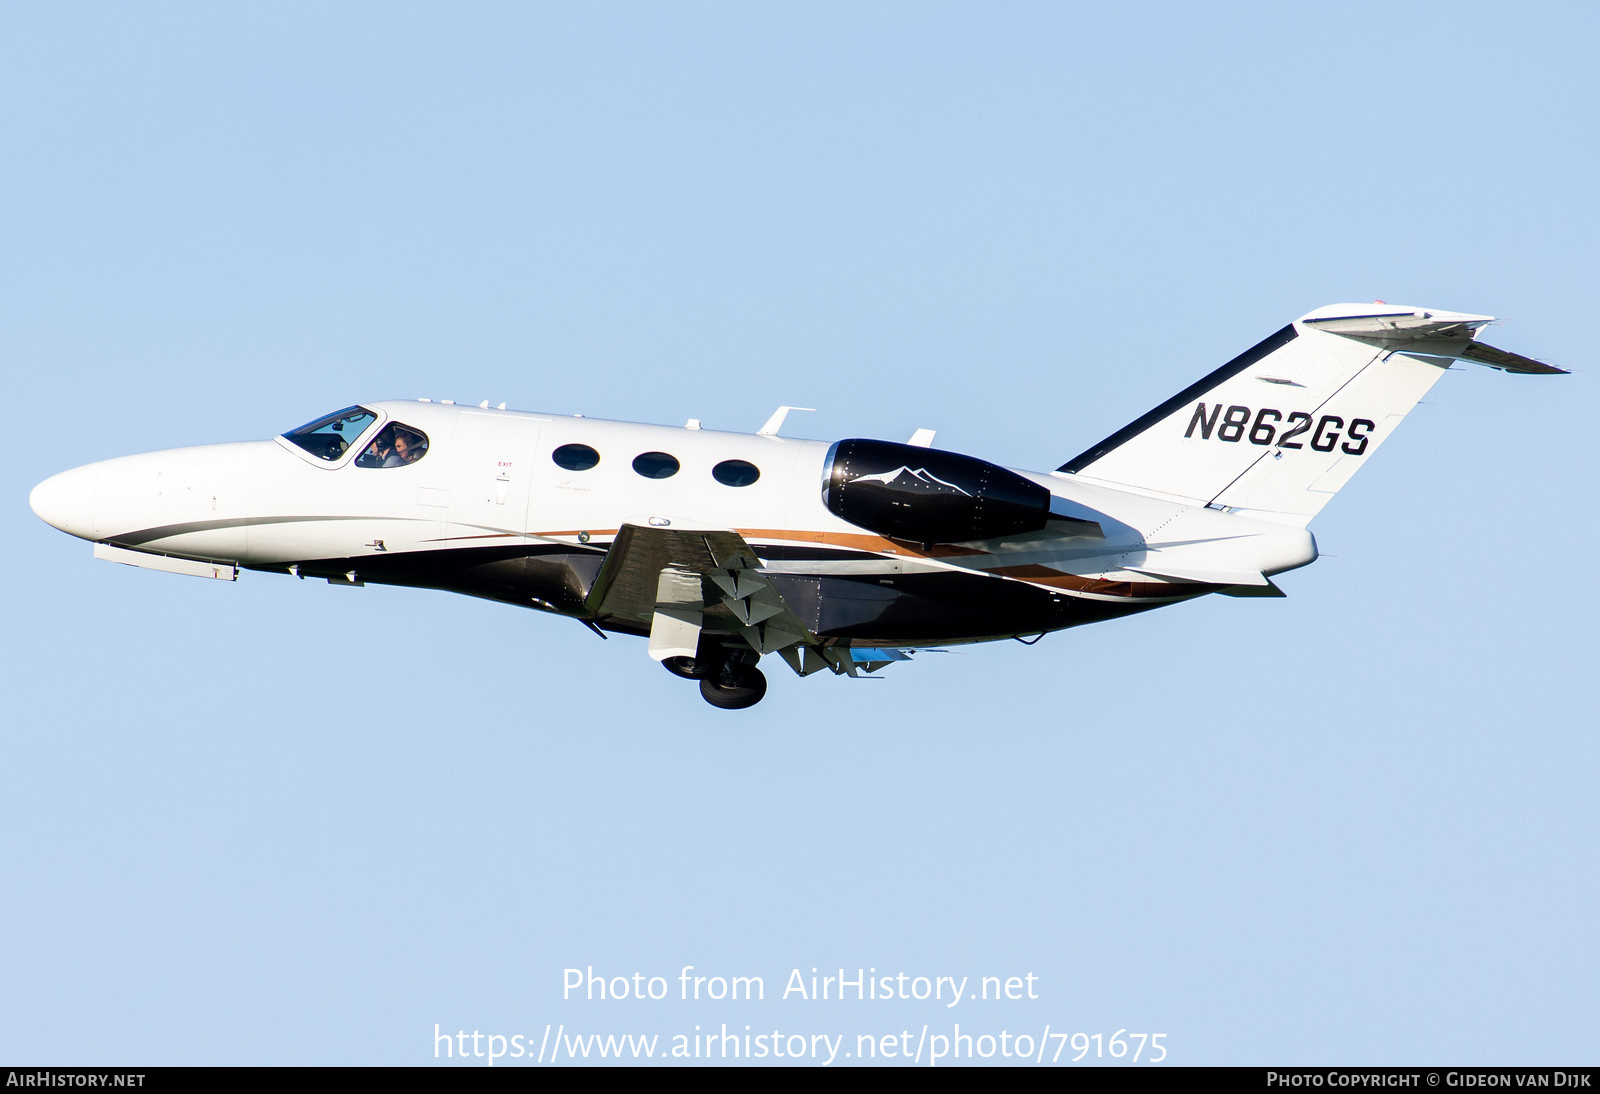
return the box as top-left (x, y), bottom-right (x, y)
top-left (533, 527), bottom-right (983, 558)
top-left (529, 526), bottom-right (1203, 599)
top-left (732, 528), bottom-right (987, 558)
top-left (985, 564), bottom-right (1209, 598)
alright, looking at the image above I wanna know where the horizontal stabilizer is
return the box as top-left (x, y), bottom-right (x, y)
top-left (1299, 307), bottom-right (1492, 339)
top-left (1129, 561), bottom-right (1286, 596)
top-left (1300, 307), bottom-right (1566, 374)
top-left (1127, 564), bottom-right (1269, 587)
top-left (1216, 581), bottom-right (1287, 599)
top-left (1459, 341), bottom-right (1568, 375)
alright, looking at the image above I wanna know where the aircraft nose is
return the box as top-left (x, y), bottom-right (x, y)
top-left (29, 464), bottom-right (98, 541)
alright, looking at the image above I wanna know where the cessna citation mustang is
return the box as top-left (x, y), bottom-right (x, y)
top-left (30, 303), bottom-right (1564, 709)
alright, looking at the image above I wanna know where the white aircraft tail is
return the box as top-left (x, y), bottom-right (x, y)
top-left (1058, 303), bottom-right (1565, 525)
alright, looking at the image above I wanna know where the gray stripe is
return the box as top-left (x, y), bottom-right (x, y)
top-left (110, 515), bottom-right (425, 547)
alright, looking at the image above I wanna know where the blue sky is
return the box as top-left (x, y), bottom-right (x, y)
top-left (3, 1), bottom-right (1595, 1066)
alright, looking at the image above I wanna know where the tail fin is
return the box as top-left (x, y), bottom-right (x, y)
top-left (1059, 303), bottom-right (1566, 526)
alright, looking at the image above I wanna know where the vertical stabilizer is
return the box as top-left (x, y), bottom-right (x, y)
top-left (1058, 304), bottom-right (1562, 525)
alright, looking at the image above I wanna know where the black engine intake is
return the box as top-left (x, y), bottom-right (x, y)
top-left (822, 439), bottom-right (1052, 545)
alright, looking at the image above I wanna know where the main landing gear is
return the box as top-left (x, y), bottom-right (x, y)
top-left (663, 648), bottom-right (768, 709)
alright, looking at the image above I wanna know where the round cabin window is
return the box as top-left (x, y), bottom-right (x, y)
top-left (712, 459), bottom-right (761, 487)
top-left (631, 451), bottom-right (680, 479)
top-left (552, 443), bottom-right (601, 471)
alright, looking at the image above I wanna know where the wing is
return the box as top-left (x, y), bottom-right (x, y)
top-left (582, 522), bottom-right (915, 677)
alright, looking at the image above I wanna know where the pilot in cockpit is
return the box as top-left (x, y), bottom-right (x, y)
top-left (389, 429), bottom-right (422, 466)
top-left (366, 433), bottom-right (394, 466)
top-left (356, 423), bottom-right (428, 468)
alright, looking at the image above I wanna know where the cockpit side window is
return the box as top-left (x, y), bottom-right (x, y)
top-left (284, 406), bottom-right (377, 461)
top-left (355, 422), bottom-right (430, 468)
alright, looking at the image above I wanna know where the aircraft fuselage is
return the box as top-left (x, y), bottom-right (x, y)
top-left (29, 399), bottom-right (1316, 647)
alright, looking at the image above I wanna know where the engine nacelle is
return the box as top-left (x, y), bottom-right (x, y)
top-left (822, 439), bottom-right (1051, 545)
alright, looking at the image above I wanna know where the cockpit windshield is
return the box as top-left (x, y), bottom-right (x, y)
top-left (283, 406), bottom-right (377, 461)
top-left (354, 422), bottom-right (430, 468)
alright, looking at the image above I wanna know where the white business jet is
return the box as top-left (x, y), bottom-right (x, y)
top-left (30, 303), bottom-right (1564, 708)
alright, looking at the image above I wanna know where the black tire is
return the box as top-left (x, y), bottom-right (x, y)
top-left (662, 655), bottom-right (712, 680)
top-left (699, 665), bottom-right (767, 709)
